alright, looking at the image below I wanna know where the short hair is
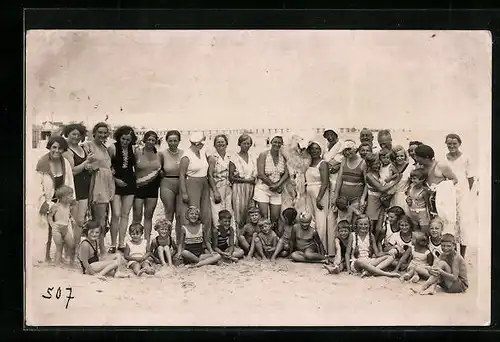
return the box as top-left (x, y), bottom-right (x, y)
top-left (391, 145), bottom-right (408, 163)
top-left (378, 148), bottom-right (392, 158)
top-left (306, 142), bottom-right (322, 155)
top-left (410, 168), bottom-right (427, 181)
top-left (165, 130), bottom-right (181, 141)
top-left (113, 125), bottom-right (138, 145)
top-left (377, 129), bottom-right (392, 140)
top-left (237, 134), bottom-right (253, 146)
top-left (143, 130), bottom-right (159, 144)
top-left (409, 140), bottom-right (423, 147)
top-left (358, 142), bottom-right (373, 151)
top-left (360, 128), bottom-right (373, 137)
top-left (414, 231), bottom-right (429, 243)
top-left (185, 206), bottom-right (200, 220)
top-left (213, 134), bottom-right (229, 147)
top-left (62, 123), bottom-right (87, 141)
top-left (355, 214), bottom-right (372, 227)
top-left (387, 206), bottom-right (405, 218)
top-left (397, 215), bottom-right (415, 231)
top-left (82, 220), bottom-right (100, 236)
top-left (414, 144), bottom-right (435, 160)
top-left (248, 206), bottom-right (261, 215)
top-left (154, 218), bottom-right (172, 231)
top-left (282, 207), bottom-right (298, 223)
top-left (364, 153), bottom-right (379, 170)
top-left (335, 196), bottom-right (349, 211)
top-left (54, 185), bottom-right (73, 199)
top-left (218, 209), bottom-right (232, 220)
top-left (92, 122), bottom-right (110, 137)
top-left (337, 220), bottom-right (351, 231)
top-left (267, 136), bottom-right (283, 145)
top-left (46, 135), bottom-right (69, 151)
top-left (258, 218), bottom-right (271, 227)
top-left (430, 217), bottom-right (445, 229)
top-left (129, 223), bottom-right (144, 235)
top-left (441, 233), bottom-right (456, 244)
top-left (445, 133), bottom-right (462, 145)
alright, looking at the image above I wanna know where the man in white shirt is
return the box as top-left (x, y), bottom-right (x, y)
top-left (377, 129), bottom-right (393, 151)
top-left (359, 128), bottom-right (380, 154)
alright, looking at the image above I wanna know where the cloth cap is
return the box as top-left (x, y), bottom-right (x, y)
top-left (189, 132), bottom-right (206, 144)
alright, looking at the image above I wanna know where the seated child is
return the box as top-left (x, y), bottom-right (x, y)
top-left (415, 233), bottom-right (468, 295)
top-left (406, 168), bottom-right (432, 234)
top-left (150, 218), bottom-right (177, 267)
top-left (238, 206), bottom-right (261, 257)
top-left (178, 206), bottom-right (221, 268)
top-left (387, 215), bottom-right (416, 272)
top-left (428, 217), bottom-right (445, 262)
top-left (47, 185), bottom-right (76, 265)
top-left (78, 220), bottom-right (127, 279)
top-left (270, 207), bottom-right (298, 260)
top-left (213, 210), bottom-right (244, 262)
top-left (375, 205), bottom-right (406, 253)
top-left (254, 219), bottom-right (279, 260)
top-left (336, 196), bottom-right (362, 226)
top-left (345, 214), bottom-right (399, 278)
top-left (124, 223), bottom-right (155, 276)
top-left (324, 220), bottom-right (351, 274)
top-left (288, 213), bottom-right (329, 264)
top-left (400, 232), bottom-right (433, 283)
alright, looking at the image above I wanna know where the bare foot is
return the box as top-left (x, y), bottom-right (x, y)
top-left (420, 287), bottom-right (435, 295)
top-left (360, 270), bottom-right (369, 278)
top-left (411, 274), bottom-right (420, 283)
top-left (409, 287), bottom-right (419, 294)
top-left (97, 275), bottom-right (107, 281)
top-left (114, 271), bottom-right (130, 278)
top-left (401, 273), bottom-right (411, 282)
top-left (387, 272), bottom-right (400, 278)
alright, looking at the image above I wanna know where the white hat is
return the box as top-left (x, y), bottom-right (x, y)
top-left (189, 132), bottom-right (206, 144)
top-left (342, 140), bottom-right (357, 151)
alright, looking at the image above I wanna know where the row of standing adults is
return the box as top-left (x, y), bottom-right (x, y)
top-left (36, 123), bottom-right (475, 261)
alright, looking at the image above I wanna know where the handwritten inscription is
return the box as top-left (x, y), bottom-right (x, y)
top-left (42, 287), bottom-right (74, 309)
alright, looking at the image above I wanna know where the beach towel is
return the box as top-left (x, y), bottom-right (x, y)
top-left (433, 180), bottom-right (457, 236)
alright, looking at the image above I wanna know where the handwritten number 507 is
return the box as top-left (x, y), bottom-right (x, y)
top-left (42, 287), bottom-right (74, 309)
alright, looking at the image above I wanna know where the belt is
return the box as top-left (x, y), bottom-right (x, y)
top-left (343, 181), bottom-right (363, 186)
top-left (163, 175), bottom-right (179, 179)
top-left (410, 208), bottom-right (427, 212)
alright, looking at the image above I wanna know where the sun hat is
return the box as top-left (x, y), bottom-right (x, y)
top-left (299, 212), bottom-right (312, 223)
top-left (323, 129), bottom-right (338, 138)
top-left (341, 139), bottom-right (357, 151)
top-left (189, 132), bottom-right (206, 144)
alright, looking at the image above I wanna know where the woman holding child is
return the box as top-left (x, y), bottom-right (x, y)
top-left (389, 145), bottom-right (412, 214)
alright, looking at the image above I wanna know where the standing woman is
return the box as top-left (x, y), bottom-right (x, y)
top-left (229, 134), bottom-right (257, 230)
top-left (83, 122), bottom-right (115, 255)
top-left (389, 145), bottom-right (412, 214)
top-left (108, 126), bottom-right (137, 253)
top-left (179, 132), bottom-right (212, 234)
top-left (159, 130), bottom-right (184, 244)
top-left (332, 140), bottom-right (367, 221)
top-left (61, 124), bottom-right (91, 254)
top-left (37, 136), bottom-right (75, 262)
top-left (304, 141), bottom-right (331, 254)
top-left (444, 133), bottom-right (475, 257)
top-left (133, 130), bottom-right (162, 246)
top-left (208, 134), bottom-right (234, 230)
top-left (253, 135), bottom-right (289, 231)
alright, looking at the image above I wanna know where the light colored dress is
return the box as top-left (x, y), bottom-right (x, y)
top-left (208, 151), bottom-right (234, 229)
top-left (445, 153), bottom-right (476, 246)
top-left (231, 152), bottom-right (257, 229)
top-left (390, 163), bottom-right (413, 214)
top-left (281, 146), bottom-right (310, 213)
top-left (84, 140), bottom-right (115, 204)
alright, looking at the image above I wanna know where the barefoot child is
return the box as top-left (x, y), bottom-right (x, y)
top-left (400, 232), bottom-right (433, 283)
top-left (345, 215), bottom-right (399, 278)
top-left (406, 168), bottom-right (432, 234)
top-left (150, 218), bottom-right (177, 267)
top-left (213, 210), bottom-right (244, 262)
top-left (270, 207), bottom-right (299, 260)
top-left (178, 206), bottom-right (221, 268)
top-left (428, 217), bottom-right (445, 261)
top-left (336, 196), bottom-right (363, 227)
top-left (417, 233), bottom-right (468, 295)
top-left (78, 220), bottom-right (127, 279)
top-left (288, 213), bottom-right (330, 264)
top-left (238, 206), bottom-right (261, 257)
top-left (324, 220), bottom-right (351, 274)
top-left (254, 219), bottom-right (279, 260)
top-left (124, 223), bottom-right (155, 276)
top-left (388, 215), bottom-right (416, 272)
top-left (376, 205), bottom-right (406, 253)
top-left (47, 185), bottom-right (76, 265)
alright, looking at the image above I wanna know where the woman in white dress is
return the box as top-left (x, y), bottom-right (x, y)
top-left (444, 133), bottom-right (476, 258)
top-left (389, 145), bottom-right (413, 215)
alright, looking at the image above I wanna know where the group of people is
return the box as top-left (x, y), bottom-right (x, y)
top-left (36, 123), bottom-right (475, 294)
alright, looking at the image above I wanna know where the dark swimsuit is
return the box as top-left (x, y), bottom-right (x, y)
top-left (51, 176), bottom-right (64, 202)
top-left (69, 147), bottom-right (91, 200)
top-left (216, 226), bottom-right (231, 251)
top-left (79, 239), bottom-right (99, 274)
top-left (111, 142), bottom-right (136, 196)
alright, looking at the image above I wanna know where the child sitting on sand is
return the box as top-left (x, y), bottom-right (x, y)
top-left (47, 185), bottom-right (76, 265)
top-left (375, 205), bottom-right (406, 253)
top-left (406, 168), bottom-right (432, 234)
top-left (254, 218), bottom-right (279, 260)
top-left (213, 210), bottom-right (244, 262)
top-left (388, 215), bottom-right (416, 273)
top-left (428, 217), bottom-right (445, 261)
top-left (78, 220), bottom-right (127, 279)
top-left (400, 232), bottom-right (433, 283)
top-left (177, 206), bottom-right (221, 268)
top-left (287, 213), bottom-right (329, 264)
top-left (150, 218), bottom-right (177, 267)
top-left (270, 207), bottom-right (299, 259)
top-left (324, 220), bottom-right (351, 274)
top-left (414, 233), bottom-right (468, 295)
top-left (124, 223), bottom-right (155, 276)
top-left (345, 215), bottom-right (399, 278)
top-left (238, 206), bottom-right (261, 257)
top-left (336, 196), bottom-right (363, 227)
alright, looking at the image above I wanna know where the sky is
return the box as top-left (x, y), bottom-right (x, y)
top-left (25, 30), bottom-right (491, 132)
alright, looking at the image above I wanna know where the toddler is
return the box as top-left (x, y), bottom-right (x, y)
top-left (150, 218), bottom-right (177, 267)
top-left (254, 219), bottom-right (279, 260)
top-left (406, 168), bottom-right (432, 233)
top-left (270, 207), bottom-right (298, 260)
top-left (376, 205), bottom-right (406, 253)
top-left (124, 223), bottom-right (155, 276)
top-left (238, 206), bottom-right (261, 257)
top-left (288, 213), bottom-right (329, 264)
top-left (400, 232), bottom-right (433, 283)
top-left (213, 210), bottom-right (244, 262)
top-left (324, 220), bottom-right (351, 274)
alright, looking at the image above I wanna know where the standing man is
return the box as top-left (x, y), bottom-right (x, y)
top-left (377, 129), bottom-right (393, 150)
top-left (359, 128), bottom-right (380, 154)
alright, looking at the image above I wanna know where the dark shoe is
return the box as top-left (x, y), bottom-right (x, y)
top-left (117, 246), bottom-right (126, 253)
top-left (108, 247), bottom-right (116, 254)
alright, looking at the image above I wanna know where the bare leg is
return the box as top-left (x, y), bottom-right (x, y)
top-left (291, 251), bottom-right (307, 262)
top-left (110, 195), bottom-right (122, 249)
top-left (355, 259), bottom-right (400, 277)
top-left (254, 237), bottom-right (266, 259)
top-left (143, 198), bottom-right (158, 246)
top-left (92, 203), bottom-right (108, 255)
top-left (190, 253), bottom-right (221, 268)
top-left (45, 224), bottom-right (53, 262)
top-left (257, 202), bottom-right (269, 219)
top-left (118, 195), bottom-right (134, 248)
top-left (269, 204), bottom-right (282, 232)
top-left (181, 250), bottom-right (200, 264)
top-left (304, 248), bottom-right (328, 263)
top-left (132, 198), bottom-right (144, 224)
top-left (72, 199), bottom-right (87, 259)
top-left (238, 236), bottom-right (251, 253)
top-left (415, 264), bottom-right (430, 280)
top-left (232, 247), bottom-right (245, 259)
top-left (247, 233), bottom-right (258, 258)
top-left (374, 255), bottom-right (395, 270)
top-left (401, 267), bottom-right (415, 281)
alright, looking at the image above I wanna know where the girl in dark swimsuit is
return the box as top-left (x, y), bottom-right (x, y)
top-left (108, 126), bottom-right (137, 254)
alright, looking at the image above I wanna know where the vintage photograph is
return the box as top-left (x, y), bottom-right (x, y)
top-left (25, 30), bottom-right (491, 326)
